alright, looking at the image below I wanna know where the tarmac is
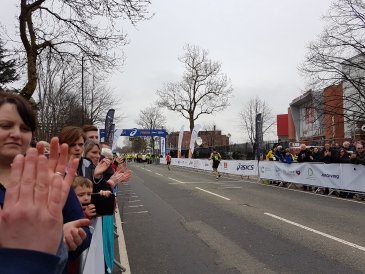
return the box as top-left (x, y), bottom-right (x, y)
top-left (112, 204), bottom-right (130, 274)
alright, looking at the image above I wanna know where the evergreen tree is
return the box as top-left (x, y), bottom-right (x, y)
top-left (0, 39), bottom-right (18, 88)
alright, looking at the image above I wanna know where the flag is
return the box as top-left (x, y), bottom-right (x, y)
top-left (189, 124), bottom-right (201, 158)
top-left (82, 217), bottom-right (104, 274)
top-left (111, 129), bottom-right (123, 152)
top-left (177, 125), bottom-right (184, 158)
top-left (104, 109), bottom-right (115, 146)
top-left (107, 123), bottom-right (115, 147)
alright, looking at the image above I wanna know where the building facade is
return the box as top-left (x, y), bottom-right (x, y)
top-left (166, 130), bottom-right (229, 150)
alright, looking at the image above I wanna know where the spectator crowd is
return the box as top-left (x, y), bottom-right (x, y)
top-left (265, 141), bottom-right (365, 165)
top-left (0, 92), bottom-right (132, 274)
top-left (264, 140), bottom-right (365, 200)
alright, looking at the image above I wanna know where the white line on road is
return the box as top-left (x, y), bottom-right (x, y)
top-left (195, 187), bottom-right (231, 201)
top-left (145, 169), bottom-right (152, 172)
top-left (155, 173), bottom-right (163, 176)
top-left (115, 204), bottom-right (131, 274)
top-left (168, 177), bottom-right (184, 184)
top-left (128, 205), bottom-right (144, 208)
top-left (264, 212), bottom-right (365, 252)
top-left (124, 211), bottom-right (149, 214)
top-left (128, 200), bottom-right (141, 203)
top-left (221, 186), bottom-right (242, 189)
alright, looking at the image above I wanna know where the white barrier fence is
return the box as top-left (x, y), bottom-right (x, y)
top-left (161, 158), bottom-right (365, 192)
top-left (160, 158), bottom-right (258, 177)
top-left (259, 161), bottom-right (365, 192)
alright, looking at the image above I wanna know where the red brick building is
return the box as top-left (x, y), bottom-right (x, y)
top-left (285, 84), bottom-right (346, 145)
top-left (166, 129), bottom-right (229, 150)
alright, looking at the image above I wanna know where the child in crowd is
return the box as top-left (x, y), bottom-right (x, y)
top-left (72, 176), bottom-right (112, 219)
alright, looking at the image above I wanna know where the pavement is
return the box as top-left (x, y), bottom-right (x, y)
top-left (113, 204), bottom-right (131, 274)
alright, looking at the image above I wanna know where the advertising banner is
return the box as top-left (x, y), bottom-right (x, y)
top-left (169, 158), bottom-right (258, 176)
top-left (161, 137), bottom-right (166, 156)
top-left (259, 162), bottom-right (365, 192)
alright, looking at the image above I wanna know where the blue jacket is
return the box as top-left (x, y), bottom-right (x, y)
top-left (0, 248), bottom-right (60, 274)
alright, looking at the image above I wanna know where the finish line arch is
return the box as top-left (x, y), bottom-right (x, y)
top-left (99, 128), bottom-right (168, 154)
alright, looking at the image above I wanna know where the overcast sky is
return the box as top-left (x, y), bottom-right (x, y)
top-left (1, 1), bottom-right (334, 143)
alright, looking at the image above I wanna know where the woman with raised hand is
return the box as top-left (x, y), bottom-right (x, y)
top-left (0, 142), bottom-right (79, 274)
top-left (0, 92), bottom-right (90, 273)
top-left (81, 139), bottom-right (132, 215)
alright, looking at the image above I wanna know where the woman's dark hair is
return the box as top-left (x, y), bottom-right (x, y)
top-left (0, 92), bottom-right (36, 132)
top-left (58, 126), bottom-right (86, 146)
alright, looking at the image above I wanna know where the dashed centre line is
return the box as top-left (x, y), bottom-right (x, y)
top-left (195, 187), bottom-right (231, 201)
top-left (168, 177), bottom-right (184, 184)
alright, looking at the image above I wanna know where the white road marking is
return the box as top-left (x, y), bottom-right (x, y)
top-left (155, 173), bottom-right (163, 176)
top-left (195, 187), bottom-right (231, 201)
top-left (128, 205), bottom-right (144, 208)
top-left (264, 212), bottom-right (365, 252)
top-left (145, 169), bottom-right (152, 172)
top-left (124, 211), bottom-right (149, 214)
top-left (115, 204), bottom-right (131, 273)
top-left (221, 186), bottom-right (242, 189)
top-left (168, 177), bottom-right (184, 184)
top-left (128, 200), bottom-right (141, 203)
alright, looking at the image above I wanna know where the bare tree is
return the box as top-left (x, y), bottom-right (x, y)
top-left (136, 105), bottom-right (166, 152)
top-left (156, 44), bottom-right (233, 132)
top-left (130, 137), bottom-right (147, 153)
top-left (35, 49), bottom-right (122, 140)
top-left (82, 70), bottom-right (123, 127)
top-left (239, 97), bottom-right (276, 147)
top-left (36, 51), bottom-right (80, 140)
top-left (299, 0), bottom-right (365, 130)
top-left (14, 0), bottom-right (152, 100)
top-left (136, 105), bottom-right (166, 129)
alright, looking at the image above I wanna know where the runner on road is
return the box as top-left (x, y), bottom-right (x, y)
top-left (209, 148), bottom-right (222, 180)
top-left (166, 153), bottom-right (172, 170)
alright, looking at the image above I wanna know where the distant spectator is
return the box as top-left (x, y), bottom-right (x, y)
top-left (342, 141), bottom-right (356, 154)
top-left (350, 143), bottom-right (365, 165)
top-left (274, 145), bottom-right (284, 162)
top-left (335, 148), bottom-right (350, 163)
top-left (312, 147), bottom-right (322, 162)
top-left (320, 143), bottom-right (334, 163)
top-left (330, 142), bottom-right (341, 161)
top-left (296, 144), bottom-right (313, 162)
top-left (282, 148), bottom-right (293, 164)
top-left (265, 146), bottom-right (276, 161)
